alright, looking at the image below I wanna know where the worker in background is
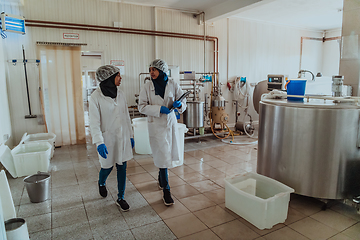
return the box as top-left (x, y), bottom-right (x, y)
top-left (138, 59), bottom-right (187, 206)
top-left (89, 65), bottom-right (134, 211)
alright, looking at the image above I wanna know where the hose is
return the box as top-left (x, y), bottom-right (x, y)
top-left (210, 122), bottom-right (231, 140)
top-left (234, 77), bottom-right (250, 109)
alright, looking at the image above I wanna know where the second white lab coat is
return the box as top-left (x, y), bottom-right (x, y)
top-left (89, 87), bottom-right (133, 169)
top-left (138, 79), bottom-right (186, 168)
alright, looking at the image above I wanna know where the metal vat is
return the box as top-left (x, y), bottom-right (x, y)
top-left (183, 101), bottom-right (204, 128)
top-left (257, 99), bottom-right (360, 199)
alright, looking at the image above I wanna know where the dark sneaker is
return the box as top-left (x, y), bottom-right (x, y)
top-left (116, 199), bottom-right (130, 211)
top-left (163, 190), bottom-right (174, 206)
top-left (353, 196), bottom-right (360, 204)
top-left (98, 184), bottom-right (107, 198)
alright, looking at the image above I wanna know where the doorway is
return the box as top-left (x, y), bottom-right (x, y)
top-left (81, 51), bottom-right (102, 144)
top-left (39, 45), bottom-right (85, 146)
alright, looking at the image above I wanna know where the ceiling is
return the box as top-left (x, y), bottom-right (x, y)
top-left (115, 0), bottom-right (344, 31)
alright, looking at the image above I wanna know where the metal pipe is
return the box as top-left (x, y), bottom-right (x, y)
top-left (226, 18), bottom-right (229, 82)
top-left (204, 93), bottom-right (208, 119)
top-left (27, 23), bottom-right (213, 41)
top-left (26, 20), bottom-right (219, 76)
top-left (185, 133), bottom-right (214, 140)
top-left (26, 20), bottom-right (217, 40)
top-left (180, 83), bottom-right (204, 86)
top-left (179, 72), bottom-right (219, 75)
top-left (203, 12), bottom-right (206, 73)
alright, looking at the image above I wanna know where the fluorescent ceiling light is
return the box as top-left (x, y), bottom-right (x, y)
top-left (1, 12), bottom-right (26, 34)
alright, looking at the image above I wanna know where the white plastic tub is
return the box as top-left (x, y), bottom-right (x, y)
top-left (0, 197), bottom-right (7, 240)
top-left (174, 123), bottom-right (187, 167)
top-left (22, 133), bottom-right (56, 158)
top-left (225, 172), bottom-right (294, 230)
top-left (11, 142), bottom-right (52, 177)
top-left (132, 118), bottom-right (188, 163)
top-left (132, 117), bottom-right (152, 154)
top-left (0, 170), bottom-right (16, 221)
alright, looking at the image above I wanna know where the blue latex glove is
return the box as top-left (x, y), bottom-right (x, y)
top-left (131, 138), bottom-right (135, 149)
top-left (173, 100), bottom-right (182, 108)
top-left (97, 144), bottom-right (108, 159)
top-left (160, 106), bottom-right (170, 114)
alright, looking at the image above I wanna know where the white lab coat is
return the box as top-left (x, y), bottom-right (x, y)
top-left (89, 87), bottom-right (133, 169)
top-left (138, 78), bottom-right (186, 168)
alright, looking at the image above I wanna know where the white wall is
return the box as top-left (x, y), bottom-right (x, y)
top-left (214, 18), bottom-right (324, 122)
top-left (0, 37), bottom-right (12, 146)
top-left (322, 29), bottom-right (341, 77)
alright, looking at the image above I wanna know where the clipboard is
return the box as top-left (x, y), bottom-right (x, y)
top-left (169, 91), bottom-right (191, 111)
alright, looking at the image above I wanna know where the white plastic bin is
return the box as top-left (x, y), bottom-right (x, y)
top-left (174, 123), bottom-right (187, 167)
top-left (22, 133), bottom-right (56, 158)
top-left (132, 118), bottom-right (188, 162)
top-left (0, 197), bottom-right (7, 240)
top-left (225, 172), bottom-right (294, 230)
top-left (0, 170), bottom-right (16, 221)
top-left (11, 142), bottom-right (52, 178)
top-left (132, 117), bottom-right (152, 154)
top-left (5, 218), bottom-right (29, 240)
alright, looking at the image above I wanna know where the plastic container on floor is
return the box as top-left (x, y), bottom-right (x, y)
top-left (11, 142), bottom-right (52, 177)
top-left (132, 118), bottom-right (188, 164)
top-left (22, 133), bottom-right (56, 158)
top-left (132, 117), bottom-right (152, 154)
top-left (23, 172), bottom-right (51, 203)
top-left (224, 172), bottom-right (294, 230)
top-left (0, 198), bottom-right (7, 240)
top-left (173, 123), bottom-right (188, 168)
top-left (0, 170), bottom-right (16, 221)
top-left (5, 218), bottom-right (29, 240)
top-left (0, 144), bottom-right (17, 178)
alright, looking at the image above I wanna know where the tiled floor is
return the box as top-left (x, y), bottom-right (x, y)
top-left (6, 136), bottom-right (360, 240)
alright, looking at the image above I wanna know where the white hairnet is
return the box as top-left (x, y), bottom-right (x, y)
top-left (149, 59), bottom-right (168, 74)
top-left (96, 65), bottom-right (120, 82)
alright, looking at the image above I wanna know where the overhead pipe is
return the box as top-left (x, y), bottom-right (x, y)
top-left (26, 20), bottom-right (217, 41)
top-left (26, 19), bottom-right (219, 74)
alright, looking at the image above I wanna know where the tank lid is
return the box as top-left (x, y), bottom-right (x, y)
top-left (261, 98), bottom-right (360, 109)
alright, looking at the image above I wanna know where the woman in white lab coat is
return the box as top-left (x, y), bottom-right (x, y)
top-left (89, 65), bottom-right (134, 211)
top-left (138, 59), bottom-right (186, 206)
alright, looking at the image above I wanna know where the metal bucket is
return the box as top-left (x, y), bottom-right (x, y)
top-left (23, 172), bottom-right (51, 203)
top-left (183, 101), bottom-right (204, 128)
top-left (5, 218), bottom-right (29, 240)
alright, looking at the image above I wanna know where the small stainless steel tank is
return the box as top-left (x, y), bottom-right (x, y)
top-left (183, 101), bottom-right (204, 128)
